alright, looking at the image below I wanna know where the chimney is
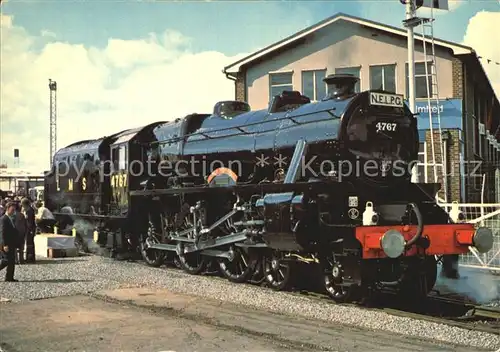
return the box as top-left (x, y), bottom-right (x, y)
top-left (323, 74), bottom-right (359, 100)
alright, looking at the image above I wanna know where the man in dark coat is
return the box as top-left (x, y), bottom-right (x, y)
top-left (0, 202), bottom-right (19, 281)
top-left (21, 198), bottom-right (36, 263)
top-left (14, 202), bottom-right (27, 264)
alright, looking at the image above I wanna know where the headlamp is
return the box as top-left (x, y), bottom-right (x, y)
top-left (380, 229), bottom-right (405, 258)
top-left (472, 227), bottom-right (493, 253)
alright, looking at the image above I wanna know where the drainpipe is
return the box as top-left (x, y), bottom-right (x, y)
top-left (223, 70), bottom-right (239, 100)
top-left (442, 131), bottom-right (450, 202)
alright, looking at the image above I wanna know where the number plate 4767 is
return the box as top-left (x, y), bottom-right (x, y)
top-left (376, 122), bottom-right (397, 132)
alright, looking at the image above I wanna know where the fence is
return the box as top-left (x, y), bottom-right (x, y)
top-left (438, 202), bottom-right (500, 271)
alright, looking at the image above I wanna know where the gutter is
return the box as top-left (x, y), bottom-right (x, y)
top-left (223, 70), bottom-right (237, 81)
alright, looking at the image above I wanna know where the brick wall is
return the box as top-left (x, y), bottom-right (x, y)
top-left (451, 58), bottom-right (463, 99)
top-left (422, 58), bottom-right (464, 202)
top-left (235, 72), bottom-right (246, 102)
top-left (425, 129), bottom-right (461, 202)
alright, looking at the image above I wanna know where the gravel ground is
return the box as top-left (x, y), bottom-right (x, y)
top-left (1, 255), bottom-right (499, 351)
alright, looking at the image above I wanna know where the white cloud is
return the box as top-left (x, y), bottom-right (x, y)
top-left (462, 10), bottom-right (500, 100)
top-left (0, 14), bottom-right (247, 171)
top-left (40, 29), bottom-right (56, 38)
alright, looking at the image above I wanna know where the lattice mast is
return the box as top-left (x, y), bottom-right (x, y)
top-left (420, 3), bottom-right (447, 202)
top-left (49, 79), bottom-right (57, 168)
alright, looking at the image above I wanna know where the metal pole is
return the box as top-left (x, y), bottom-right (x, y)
top-left (406, 0), bottom-right (416, 114)
top-left (49, 79), bottom-right (57, 168)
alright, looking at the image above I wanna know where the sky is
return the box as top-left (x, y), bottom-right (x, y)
top-left (0, 0), bottom-right (499, 171)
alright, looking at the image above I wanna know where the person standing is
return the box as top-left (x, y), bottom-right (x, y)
top-left (21, 198), bottom-right (36, 263)
top-left (0, 202), bottom-right (19, 282)
top-left (14, 202), bottom-right (27, 264)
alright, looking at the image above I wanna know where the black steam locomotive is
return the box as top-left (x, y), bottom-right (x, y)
top-left (44, 74), bottom-right (493, 301)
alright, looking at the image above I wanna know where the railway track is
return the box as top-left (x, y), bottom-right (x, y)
top-left (289, 286), bottom-right (500, 336)
top-left (119, 254), bottom-right (500, 335)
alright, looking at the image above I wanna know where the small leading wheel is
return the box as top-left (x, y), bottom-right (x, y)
top-left (177, 243), bottom-right (207, 275)
top-left (323, 256), bottom-right (355, 302)
top-left (263, 253), bottom-right (292, 290)
top-left (140, 222), bottom-right (165, 267)
top-left (399, 256), bottom-right (438, 299)
top-left (218, 246), bottom-right (257, 283)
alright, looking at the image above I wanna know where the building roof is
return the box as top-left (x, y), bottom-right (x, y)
top-left (223, 12), bottom-right (474, 74)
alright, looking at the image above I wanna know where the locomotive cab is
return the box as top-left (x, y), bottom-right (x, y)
top-left (110, 135), bottom-right (132, 215)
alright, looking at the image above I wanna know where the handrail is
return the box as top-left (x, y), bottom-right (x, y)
top-left (145, 107), bottom-right (341, 146)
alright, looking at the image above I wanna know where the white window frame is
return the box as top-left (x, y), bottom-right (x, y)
top-left (460, 139), bottom-right (466, 202)
top-left (369, 63), bottom-right (397, 93)
top-left (268, 70), bottom-right (294, 102)
top-left (405, 60), bottom-right (435, 100)
top-left (301, 68), bottom-right (327, 101)
top-left (496, 168), bottom-right (500, 203)
top-left (471, 114), bottom-right (479, 156)
top-left (334, 65), bottom-right (362, 92)
top-left (118, 145), bottom-right (127, 170)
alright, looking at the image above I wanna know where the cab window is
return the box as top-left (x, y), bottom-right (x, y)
top-left (118, 145), bottom-right (127, 170)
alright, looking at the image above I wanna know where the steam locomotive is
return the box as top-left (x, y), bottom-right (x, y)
top-left (44, 74), bottom-right (494, 301)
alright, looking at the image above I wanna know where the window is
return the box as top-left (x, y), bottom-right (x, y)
top-left (118, 145), bottom-right (127, 170)
top-left (405, 62), bottom-right (433, 99)
top-left (335, 67), bottom-right (361, 92)
top-left (302, 69), bottom-right (327, 101)
top-left (269, 72), bottom-right (293, 101)
top-left (370, 64), bottom-right (396, 93)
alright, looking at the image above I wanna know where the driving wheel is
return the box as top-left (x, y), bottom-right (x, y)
top-left (140, 221), bottom-right (165, 267)
top-left (218, 245), bottom-right (257, 283)
top-left (177, 242), bottom-right (207, 275)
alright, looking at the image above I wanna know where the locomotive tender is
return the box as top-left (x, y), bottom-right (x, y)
top-left (44, 74), bottom-right (494, 301)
